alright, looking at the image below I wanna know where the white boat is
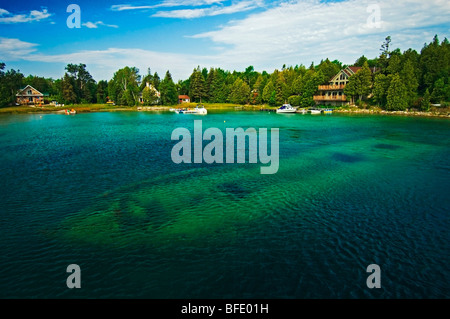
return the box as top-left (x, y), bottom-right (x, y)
top-left (309, 108), bottom-right (321, 114)
top-left (296, 108), bottom-right (307, 114)
top-left (178, 105), bottom-right (207, 115)
top-left (276, 103), bottom-right (297, 113)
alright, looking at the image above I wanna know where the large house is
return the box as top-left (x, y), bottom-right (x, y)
top-left (16, 85), bottom-right (44, 105)
top-left (313, 66), bottom-right (376, 106)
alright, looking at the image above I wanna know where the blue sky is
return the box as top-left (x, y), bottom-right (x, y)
top-left (0, 0), bottom-right (448, 81)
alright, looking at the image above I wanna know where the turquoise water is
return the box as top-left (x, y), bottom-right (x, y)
top-left (0, 111), bottom-right (448, 298)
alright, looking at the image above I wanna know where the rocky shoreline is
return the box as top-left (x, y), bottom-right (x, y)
top-left (332, 107), bottom-right (450, 118)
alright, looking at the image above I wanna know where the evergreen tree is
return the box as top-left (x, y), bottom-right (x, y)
top-left (386, 74), bottom-right (408, 110)
top-left (152, 72), bottom-right (160, 91)
top-left (0, 63), bottom-right (24, 107)
top-left (62, 73), bottom-right (77, 104)
top-left (386, 54), bottom-right (402, 75)
top-left (96, 80), bottom-right (108, 104)
top-left (421, 88), bottom-right (431, 111)
top-left (262, 80), bottom-right (275, 104)
top-left (229, 78), bottom-right (250, 104)
top-left (344, 62), bottom-right (372, 104)
top-left (400, 60), bottom-right (419, 105)
top-left (189, 67), bottom-right (207, 103)
top-left (431, 77), bottom-right (449, 103)
top-left (160, 70), bottom-right (178, 105)
top-left (275, 72), bottom-right (286, 105)
top-left (372, 73), bottom-right (390, 107)
top-left (379, 36), bottom-right (392, 73)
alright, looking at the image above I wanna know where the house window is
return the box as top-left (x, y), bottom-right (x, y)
top-left (29, 97), bottom-right (33, 102)
top-left (27, 90), bottom-right (32, 95)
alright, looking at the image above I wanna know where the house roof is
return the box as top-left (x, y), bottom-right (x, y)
top-left (341, 66), bottom-right (361, 77)
top-left (16, 85), bottom-right (44, 97)
top-left (178, 95), bottom-right (190, 99)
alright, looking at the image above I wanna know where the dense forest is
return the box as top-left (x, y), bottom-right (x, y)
top-left (1, 35), bottom-right (449, 111)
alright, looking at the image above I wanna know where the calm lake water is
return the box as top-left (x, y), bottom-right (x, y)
top-left (0, 110), bottom-right (448, 298)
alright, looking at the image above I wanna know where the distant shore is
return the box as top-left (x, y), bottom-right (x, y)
top-left (0, 103), bottom-right (449, 118)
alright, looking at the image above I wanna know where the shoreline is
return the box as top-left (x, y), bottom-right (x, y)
top-left (0, 104), bottom-right (449, 118)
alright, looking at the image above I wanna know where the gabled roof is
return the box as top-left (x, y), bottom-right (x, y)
top-left (178, 95), bottom-right (190, 99)
top-left (342, 66), bottom-right (361, 77)
top-left (16, 85), bottom-right (44, 96)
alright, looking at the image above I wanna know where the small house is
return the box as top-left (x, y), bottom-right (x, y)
top-left (139, 82), bottom-right (161, 104)
top-left (178, 95), bottom-right (190, 104)
top-left (16, 85), bottom-right (44, 105)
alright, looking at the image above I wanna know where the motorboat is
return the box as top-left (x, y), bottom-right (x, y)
top-left (276, 103), bottom-right (297, 113)
top-left (309, 108), bottom-right (321, 114)
top-left (181, 105), bottom-right (207, 115)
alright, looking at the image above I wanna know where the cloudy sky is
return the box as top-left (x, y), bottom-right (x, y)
top-left (0, 0), bottom-right (449, 81)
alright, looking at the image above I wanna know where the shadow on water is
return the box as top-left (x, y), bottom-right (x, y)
top-left (374, 143), bottom-right (401, 150)
top-left (332, 152), bottom-right (365, 163)
top-left (218, 181), bottom-right (251, 200)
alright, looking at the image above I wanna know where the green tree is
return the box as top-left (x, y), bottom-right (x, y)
top-left (65, 63), bottom-right (96, 103)
top-left (400, 60), bottom-right (419, 105)
top-left (317, 58), bottom-right (341, 82)
top-left (159, 70), bottom-right (178, 105)
top-left (229, 78), bottom-right (250, 104)
top-left (253, 74), bottom-right (267, 105)
top-left (275, 72), bottom-right (287, 105)
top-left (354, 55), bottom-right (368, 67)
top-left (0, 63), bottom-right (24, 107)
top-left (372, 73), bottom-right (390, 107)
top-left (431, 77), bottom-right (449, 103)
top-left (262, 80), bottom-right (275, 104)
top-left (189, 67), bottom-right (207, 103)
top-left (379, 36), bottom-right (392, 73)
top-left (109, 66), bottom-right (140, 106)
top-left (386, 74), bottom-right (408, 110)
top-left (96, 80), bottom-right (108, 104)
top-left (299, 71), bottom-right (324, 107)
top-left (421, 88), bottom-right (431, 111)
top-left (344, 62), bottom-right (372, 104)
top-left (61, 73), bottom-right (77, 104)
top-left (141, 85), bottom-right (158, 105)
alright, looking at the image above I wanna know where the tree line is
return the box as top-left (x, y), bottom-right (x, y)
top-left (0, 35), bottom-right (448, 110)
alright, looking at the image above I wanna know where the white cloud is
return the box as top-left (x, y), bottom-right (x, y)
top-left (1, 0), bottom-right (448, 81)
top-left (152, 0), bottom-right (263, 18)
top-left (14, 46), bottom-right (209, 81)
top-left (190, 0), bottom-right (450, 69)
top-left (0, 8), bottom-right (51, 23)
top-left (111, 1), bottom-right (226, 11)
top-left (0, 38), bottom-right (39, 59)
top-left (82, 21), bottom-right (119, 29)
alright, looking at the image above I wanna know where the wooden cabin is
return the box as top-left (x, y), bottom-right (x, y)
top-left (16, 85), bottom-right (44, 105)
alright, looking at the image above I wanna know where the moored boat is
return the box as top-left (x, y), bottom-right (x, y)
top-left (276, 103), bottom-right (297, 113)
top-left (309, 108), bottom-right (321, 114)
